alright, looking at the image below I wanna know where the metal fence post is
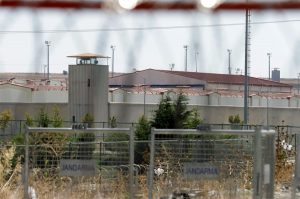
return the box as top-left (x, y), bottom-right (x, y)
top-left (19, 120), bottom-right (22, 133)
top-left (292, 134), bottom-right (300, 198)
top-left (129, 127), bottom-right (135, 199)
top-left (148, 128), bottom-right (155, 199)
top-left (263, 130), bottom-right (275, 199)
top-left (24, 126), bottom-right (29, 199)
top-left (253, 127), bottom-right (262, 199)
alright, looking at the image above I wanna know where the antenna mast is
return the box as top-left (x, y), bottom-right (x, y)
top-left (244, 9), bottom-right (251, 125)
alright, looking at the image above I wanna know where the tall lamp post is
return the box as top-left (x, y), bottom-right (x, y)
top-left (267, 53), bottom-right (271, 80)
top-left (139, 76), bottom-right (146, 116)
top-left (45, 41), bottom-right (51, 80)
top-left (227, 49), bottom-right (232, 75)
top-left (143, 78), bottom-right (146, 116)
top-left (183, 45), bottom-right (188, 71)
top-left (267, 53), bottom-right (271, 128)
top-left (195, 51), bottom-right (199, 72)
top-left (298, 73), bottom-right (300, 94)
top-left (244, 8), bottom-right (250, 125)
top-left (43, 64), bottom-right (47, 78)
top-left (111, 45), bottom-right (116, 77)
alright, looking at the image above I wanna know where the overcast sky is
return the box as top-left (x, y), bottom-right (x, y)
top-left (0, 8), bottom-right (299, 78)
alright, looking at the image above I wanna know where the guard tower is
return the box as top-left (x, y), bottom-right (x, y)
top-left (67, 53), bottom-right (110, 125)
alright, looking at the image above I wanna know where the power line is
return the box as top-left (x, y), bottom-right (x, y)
top-left (0, 19), bottom-right (300, 34)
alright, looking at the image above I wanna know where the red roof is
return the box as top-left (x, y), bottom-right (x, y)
top-left (0, 82), bottom-right (34, 90)
top-left (67, 53), bottom-right (110, 59)
top-left (159, 70), bottom-right (291, 88)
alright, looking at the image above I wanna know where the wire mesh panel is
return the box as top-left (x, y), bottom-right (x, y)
top-left (292, 133), bottom-right (300, 198)
top-left (148, 128), bottom-right (276, 199)
top-left (24, 127), bottom-right (134, 199)
top-left (0, 143), bottom-right (25, 198)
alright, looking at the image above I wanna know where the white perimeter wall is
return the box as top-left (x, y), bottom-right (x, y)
top-left (1, 102), bottom-right (300, 126)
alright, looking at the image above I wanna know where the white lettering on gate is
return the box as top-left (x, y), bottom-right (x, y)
top-left (183, 163), bottom-right (219, 180)
top-left (60, 159), bottom-right (96, 176)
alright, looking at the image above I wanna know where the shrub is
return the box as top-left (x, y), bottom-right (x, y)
top-left (184, 109), bottom-right (203, 129)
top-left (71, 113), bottom-right (96, 160)
top-left (228, 114), bottom-right (243, 130)
top-left (135, 115), bottom-right (151, 164)
top-left (52, 106), bottom-right (63, 128)
top-left (36, 108), bottom-right (50, 127)
top-left (0, 109), bottom-right (13, 132)
top-left (109, 116), bottom-right (117, 128)
top-left (29, 108), bottom-right (68, 168)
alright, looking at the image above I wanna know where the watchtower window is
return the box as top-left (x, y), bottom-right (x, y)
top-left (76, 58), bottom-right (99, 65)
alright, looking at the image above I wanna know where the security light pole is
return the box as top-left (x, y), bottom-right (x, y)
top-left (228, 49), bottom-right (232, 75)
top-left (143, 78), bottom-right (146, 116)
top-left (111, 45), bottom-right (115, 77)
top-left (45, 41), bottom-right (51, 80)
top-left (297, 73), bottom-right (300, 95)
top-left (195, 51), bottom-right (199, 72)
top-left (44, 65), bottom-right (47, 78)
top-left (184, 45), bottom-right (188, 71)
top-left (267, 53), bottom-right (271, 80)
top-left (267, 53), bottom-right (271, 128)
top-left (244, 10), bottom-right (249, 125)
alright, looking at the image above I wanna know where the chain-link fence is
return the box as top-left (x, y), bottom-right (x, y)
top-left (24, 127), bottom-right (134, 199)
top-left (0, 126), bottom-right (279, 198)
top-left (291, 131), bottom-right (300, 198)
top-left (148, 128), bottom-right (276, 199)
top-left (0, 143), bottom-right (25, 198)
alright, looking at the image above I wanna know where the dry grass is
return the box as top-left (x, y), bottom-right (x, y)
top-left (26, 170), bottom-right (131, 199)
top-left (275, 125), bottom-right (295, 188)
top-left (0, 145), bottom-right (23, 199)
top-left (142, 175), bottom-right (252, 199)
top-left (0, 127), bottom-right (297, 199)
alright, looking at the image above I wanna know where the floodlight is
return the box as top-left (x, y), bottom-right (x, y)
top-left (200, 0), bottom-right (221, 9)
top-left (118, 0), bottom-right (139, 10)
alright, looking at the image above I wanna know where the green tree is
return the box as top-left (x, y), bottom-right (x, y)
top-left (174, 93), bottom-right (191, 128)
top-left (52, 106), bottom-right (63, 128)
top-left (151, 94), bottom-right (193, 129)
top-left (36, 108), bottom-right (50, 127)
top-left (151, 95), bottom-right (175, 129)
top-left (135, 115), bottom-right (151, 140)
top-left (135, 115), bottom-right (152, 164)
top-left (0, 109), bottom-right (13, 132)
top-left (184, 109), bottom-right (203, 129)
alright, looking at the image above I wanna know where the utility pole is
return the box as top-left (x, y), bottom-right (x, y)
top-left (183, 45), bottom-right (188, 71)
top-left (244, 9), bottom-right (250, 125)
top-left (267, 53), bottom-right (271, 128)
top-left (297, 73), bottom-right (300, 95)
top-left (227, 49), bottom-right (232, 75)
top-left (267, 53), bottom-right (271, 80)
top-left (143, 78), bottom-right (146, 116)
top-left (44, 65), bottom-right (47, 78)
top-left (170, 63), bottom-right (175, 71)
top-left (111, 45), bottom-right (115, 77)
top-left (45, 41), bottom-right (51, 80)
top-left (195, 51), bottom-right (199, 72)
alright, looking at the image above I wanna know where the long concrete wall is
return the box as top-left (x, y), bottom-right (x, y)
top-left (0, 103), bottom-right (68, 120)
top-left (0, 102), bottom-right (299, 126)
top-left (109, 103), bottom-right (300, 126)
